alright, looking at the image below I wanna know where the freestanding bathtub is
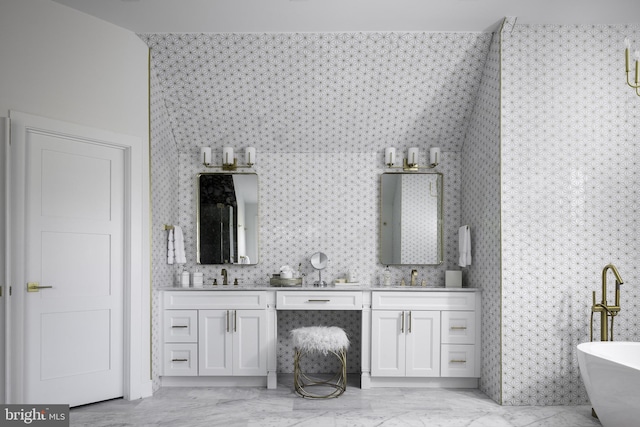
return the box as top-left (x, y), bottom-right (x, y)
top-left (577, 342), bottom-right (640, 427)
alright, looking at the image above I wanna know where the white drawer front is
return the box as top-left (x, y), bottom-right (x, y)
top-left (441, 344), bottom-right (476, 377)
top-left (372, 291), bottom-right (476, 311)
top-left (164, 310), bottom-right (198, 343)
top-left (277, 291), bottom-right (362, 310)
top-left (441, 311), bottom-right (476, 344)
top-left (164, 291), bottom-right (267, 309)
top-left (163, 343), bottom-right (198, 376)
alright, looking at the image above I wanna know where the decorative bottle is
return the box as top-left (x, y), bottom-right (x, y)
top-left (383, 266), bottom-right (391, 287)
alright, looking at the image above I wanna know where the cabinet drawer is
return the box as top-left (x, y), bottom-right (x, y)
top-left (164, 310), bottom-right (198, 343)
top-left (164, 291), bottom-right (267, 309)
top-left (277, 291), bottom-right (362, 310)
top-left (163, 344), bottom-right (198, 376)
top-left (372, 291), bottom-right (476, 311)
top-left (441, 311), bottom-right (476, 344)
top-left (441, 344), bottom-right (476, 377)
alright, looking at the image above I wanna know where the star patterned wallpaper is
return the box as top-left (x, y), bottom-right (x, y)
top-left (149, 68), bottom-right (180, 391)
top-left (500, 22), bottom-right (640, 405)
top-left (461, 29), bottom-right (502, 404)
top-left (143, 30), bottom-right (489, 388)
top-left (145, 21), bottom-right (640, 406)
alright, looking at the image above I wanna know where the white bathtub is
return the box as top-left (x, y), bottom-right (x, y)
top-left (577, 342), bottom-right (640, 427)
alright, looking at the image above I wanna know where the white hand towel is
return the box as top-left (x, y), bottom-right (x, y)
top-left (167, 229), bottom-right (175, 264)
top-left (458, 225), bottom-right (472, 267)
top-left (174, 225), bottom-right (187, 264)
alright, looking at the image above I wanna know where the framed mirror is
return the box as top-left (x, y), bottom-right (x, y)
top-left (197, 173), bottom-right (259, 265)
top-left (380, 172), bottom-right (443, 265)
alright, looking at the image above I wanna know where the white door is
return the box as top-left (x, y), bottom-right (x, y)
top-left (233, 309), bottom-right (267, 376)
top-left (405, 310), bottom-right (440, 377)
top-left (371, 310), bottom-right (405, 376)
top-left (199, 310), bottom-right (233, 375)
top-left (22, 124), bottom-right (125, 405)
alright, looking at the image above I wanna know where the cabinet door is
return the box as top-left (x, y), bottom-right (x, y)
top-left (405, 310), bottom-right (441, 377)
top-left (233, 309), bottom-right (267, 376)
top-left (371, 310), bottom-right (405, 377)
top-left (199, 310), bottom-right (233, 376)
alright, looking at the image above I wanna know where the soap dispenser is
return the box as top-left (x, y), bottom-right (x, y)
top-left (383, 266), bottom-right (391, 287)
top-left (180, 269), bottom-right (190, 288)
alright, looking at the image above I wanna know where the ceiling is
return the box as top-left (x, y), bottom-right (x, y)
top-left (51, 0), bottom-right (640, 34)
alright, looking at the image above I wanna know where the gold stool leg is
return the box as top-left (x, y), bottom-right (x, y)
top-left (293, 348), bottom-right (347, 399)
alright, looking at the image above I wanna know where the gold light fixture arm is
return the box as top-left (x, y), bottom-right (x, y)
top-left (624, 41), bottom-right (640, 96)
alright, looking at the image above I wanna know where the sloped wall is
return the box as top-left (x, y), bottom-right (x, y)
top-left (461, 28), bottom-right (502, 403)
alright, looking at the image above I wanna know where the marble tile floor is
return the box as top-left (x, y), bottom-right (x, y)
top-left (71, 377), bottom-right (601, 427)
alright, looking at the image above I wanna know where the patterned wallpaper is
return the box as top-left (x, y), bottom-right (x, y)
top-left (144, 31), bottom-right (491, 384)
top-left (147, 25), bottom-right (640, 406)
top-left (461, 28), bottom-right (502, 404)
top-left (501, 23), bottom-right (640, 405)
top-left (150, 68), bottom-right (180, 391)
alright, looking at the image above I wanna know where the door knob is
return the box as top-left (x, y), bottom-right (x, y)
top-left (27, 282), bottom-right (53, 293)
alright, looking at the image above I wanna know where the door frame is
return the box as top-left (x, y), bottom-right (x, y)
top-left (5, 111), bottom-right (152, 404)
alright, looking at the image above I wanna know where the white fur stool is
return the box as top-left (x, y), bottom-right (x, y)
top-left (291, 326), bottom-right (349, 399)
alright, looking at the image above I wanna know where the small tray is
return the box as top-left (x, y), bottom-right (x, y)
top-left (269, 277), bottom-right (303, 287)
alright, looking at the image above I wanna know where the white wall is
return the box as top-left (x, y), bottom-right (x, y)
top-left (0, 0), bottom-right (151, 400)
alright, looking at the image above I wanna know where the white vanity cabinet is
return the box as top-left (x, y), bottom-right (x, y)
top-left (198, 309), bottom-right (267, 376)
top-left (371, 309), bottom-right (440, 377)
top-left (162, 291), bottom-right (268, 381)
top-left (371, 291), bottom-right (480, 382)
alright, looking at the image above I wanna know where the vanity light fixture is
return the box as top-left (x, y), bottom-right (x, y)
top-left (201, 146), bottom-right (256, 171)
top-left (385, 146), bottom-right (440, 171)
top-left (624, 38), bottom-right (640, 96)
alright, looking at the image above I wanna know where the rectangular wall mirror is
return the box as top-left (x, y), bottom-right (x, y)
top-left (197, 173), bottom-right (259, 265)
top-left (380, 172), bottom-right (443, 265)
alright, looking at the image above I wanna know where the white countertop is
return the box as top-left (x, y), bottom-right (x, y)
top-left (160, 285), bottom-right (480, 292)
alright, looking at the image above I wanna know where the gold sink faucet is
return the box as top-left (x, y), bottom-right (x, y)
top-left (591, 263), bottom-right (624, 341)
top-left (410, 269), bottom-right (418, 286)
top-left (221, 268), bottom-right (228, 286)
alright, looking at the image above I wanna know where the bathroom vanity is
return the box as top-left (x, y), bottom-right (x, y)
top-left (160, 286), bottom-right (480, 389)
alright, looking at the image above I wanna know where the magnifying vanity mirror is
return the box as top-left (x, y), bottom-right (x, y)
top-left (197, 173), bottom-right (259, 265)
top-left (380, 172), bottom-right (443, 265)
top-left (310, 252), bottom-right (328, 287)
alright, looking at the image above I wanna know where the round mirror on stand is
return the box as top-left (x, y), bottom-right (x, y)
top-left (310, 252), bottom-right (328, 287)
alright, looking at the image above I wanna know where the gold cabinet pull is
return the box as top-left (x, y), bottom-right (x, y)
top-left (27, 282), bottom-right (53, 293)
top-left (234, 310), bottom-right (237, 333)
top-left (450, 359), bottom-right (467, 363)
top-left (307, 299), bottom-right (330, 302)
top-left (226, 310), bottom-right (230, 332)
top-left (400, 311), bottom-right (405, 333)
top-left (450, 326), bottom-right (467, 330)
top-left (171, 358), bottom-right (188, 362)
top-left (408, 311), bottom-right (412, 333)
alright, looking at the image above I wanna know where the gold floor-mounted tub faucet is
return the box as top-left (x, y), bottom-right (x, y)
top-left (590, 263), bottom-right (624, 342)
